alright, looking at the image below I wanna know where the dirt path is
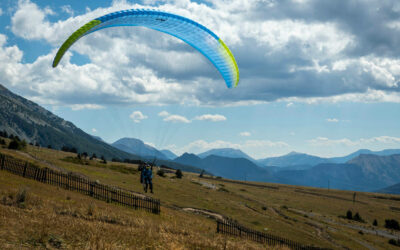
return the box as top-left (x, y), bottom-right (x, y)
top-left (181, 207), bottom-right (226, 221)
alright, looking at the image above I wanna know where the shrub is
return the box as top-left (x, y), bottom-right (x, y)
top-left (157, 169), bottom-right (166, 177)
top-left (8, 139), bottom-right (26, 150)
top-left (112, 158), bottom-right (122, 162)
top-left (373, 219), bottom-right (378, 226)
top-left (385, 219), bottom-right (400, 230)
top-left (346, 210), bottom-right (353, 220)
top-left (353, 212), bottom-right (364, 222)
top-left (262, 206), bottom-right (267, 211)
top-left (0, 130), bottom-right (8, 138)
top-left (0, 139), bottom-right (5, 145)
top-left (389, 239), bottom-right (400, 246)
top-left (16, 188), bottom-right (28, 208)
top-left (61, 146), bottom-right (78, 153)
top-left (87, 203), bottom-right (96, 216)
top-left (199, 170), bottom-right (205, 178)
top-left (175, 169), bottom-right (183, 179)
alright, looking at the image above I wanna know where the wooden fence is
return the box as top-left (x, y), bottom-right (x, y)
top-left (0, 153), bottom-right (160, 214)
top-left (217, 220), bottom-right (328, 250)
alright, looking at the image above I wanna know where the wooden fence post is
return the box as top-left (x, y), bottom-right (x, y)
top-left (42, 168), bottom-right (47, 183)
top-left (22, 162), bottom-right (27, 177)
top-left (0, 155), bottom-right (4, 170)
top-left (90, 182), bottom-right (94, 197)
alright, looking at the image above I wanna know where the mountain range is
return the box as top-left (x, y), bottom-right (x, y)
top-left (175, 153), bottom-right (271, 182)
top-left (257, 149), bottom-right (400, 170)
top-left (2, 84), bottom-right (400, 193)
top-left (275, 154), bottom-right (400, 192)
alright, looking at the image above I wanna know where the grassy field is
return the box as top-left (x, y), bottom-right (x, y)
top-left (1, 142), bottom-right (400, 249)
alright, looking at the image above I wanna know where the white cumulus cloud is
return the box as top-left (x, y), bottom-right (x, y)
top-left (326, 118), bottom-right (339, 122)
top-left (158, 111), bottom-right (190, 123)
top-left (163, 114), bottom-right (191, 123)
top-left (70, 104), bottom-right (105, 110)
top-left (61, 5), bottom-right (74, 16)
top-left (129, 111), bottom-right (148, 123)
top-left (193, 114), bottom-right (226, 122)
top-left (158, 111), bottom-right (170, 117)
top-left (239, 131), bottom-right (251, 137)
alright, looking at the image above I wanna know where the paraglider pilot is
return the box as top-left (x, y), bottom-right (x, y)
top-left (142, 164), bottom-right (153, 193)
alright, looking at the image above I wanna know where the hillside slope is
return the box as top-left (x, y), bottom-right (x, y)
top-left (1, 144), bottom-right (399, 249)
top-left (0, 84), bottom-right (139, 160)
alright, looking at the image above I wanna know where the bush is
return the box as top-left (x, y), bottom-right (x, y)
top-left (175, 169), bottom-right (183, 179)
top-left (16, 188), bottom-right (27, 204)
top-left (353, 212), bottom-right (364, 222)
top-left (199, 170), bottom-right (205, 178)
top-left (389, 239), bottom-right (400, 246)
top-left (346, 210), bottom-right (353, 220)
top-left (385, 219), bottom-right (400, 230)
top-left (0, 139), bottom-right (5, 145)
top-left (61, 146), bottom-right (78, 153)
top-left (8, 139), bottom-right (26, 150)
top-left (157, 169), bottom-right (166, 177)
top-left (0, 130), bottom-right (8, 138)
top-left (373, 219), bottom-right (378, 226)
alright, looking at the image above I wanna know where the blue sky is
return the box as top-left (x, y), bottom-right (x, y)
top-left (1, 0), bottom-right (400, 159)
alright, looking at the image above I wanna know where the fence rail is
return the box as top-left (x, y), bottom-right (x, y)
top-left (217, 220), bottom-right (328, 250)
top-left (0, 153), bottom-right (160, 214)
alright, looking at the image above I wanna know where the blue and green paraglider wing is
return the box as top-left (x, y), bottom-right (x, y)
top-left (52, 9), bottom-right (239, 88)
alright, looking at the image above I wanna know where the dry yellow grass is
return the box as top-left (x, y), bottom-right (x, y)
top-left (0, 171), bottom-right (280, 249)
top-left (1, 144), bottom-right (400, 249)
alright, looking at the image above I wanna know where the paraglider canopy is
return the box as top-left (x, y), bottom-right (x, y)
top-left (53, 9), bottom-right (239, 88)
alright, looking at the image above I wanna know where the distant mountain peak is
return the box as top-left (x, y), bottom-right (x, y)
top-left (286, 151), bottom-right (302, 156)
top-left (160, 149), bottom-right (177, 160)
top-left (111, 137), bottom-right (168, 160)
top-left (197, 148), bottom-right (254, 161)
